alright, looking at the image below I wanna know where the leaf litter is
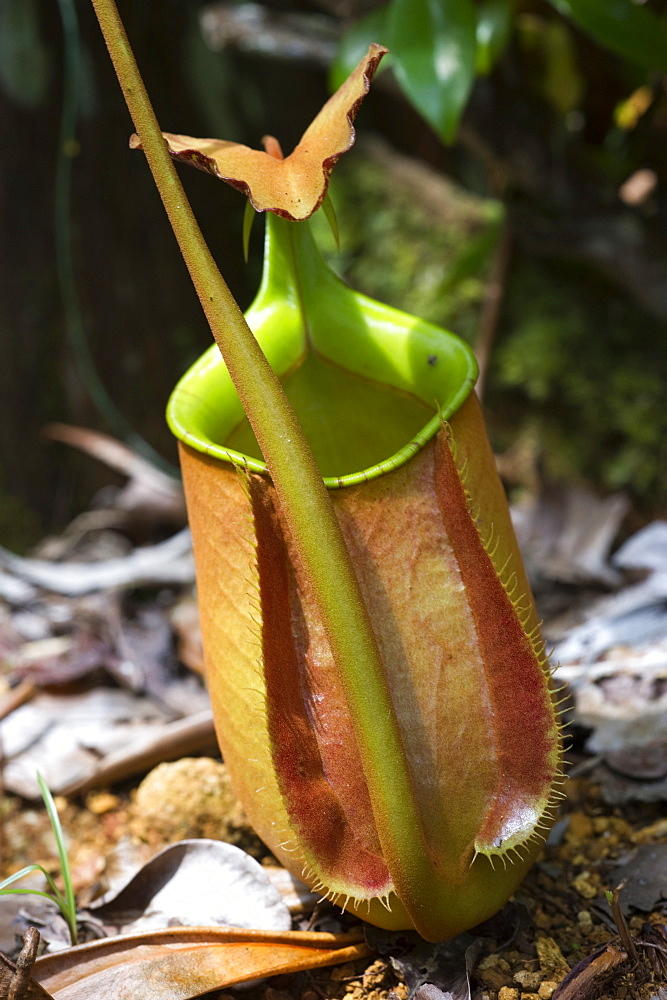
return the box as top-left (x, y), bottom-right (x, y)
top-left (2, 433), bottom-right (667, 999)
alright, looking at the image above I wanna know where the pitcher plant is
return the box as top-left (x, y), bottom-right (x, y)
top-left (90, 0), bottom-right (564, 942)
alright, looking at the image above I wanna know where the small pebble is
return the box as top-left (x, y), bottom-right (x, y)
top-left (87, 792), bottom-right (120, 815)
top-left (130, 758), bottom-right (251, 845)
top-left (478, 955), bottom-right (511, 972)
top-left (572, 871), bottom-right (598, 899)
top-left (536, 937), bottom-right (570, 980)
top-left (498, 989), bottom-right (519, 1000)
top-left (538, 983), bottom-right (558, 999)
top-left (513, 970), bottom-right (542, 991)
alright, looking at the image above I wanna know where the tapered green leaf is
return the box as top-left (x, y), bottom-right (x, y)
top-left (387, 0), bottom-right (477, 143)
top-left (330, 7), bottom-right (391, 91)
top-left (0, 864), bottom-right (65, 907)
top-left (476, 0), bottom-right (513, 76)
top-left (548, 0), bottom-right (667, 72)
top-left (37, 772), bottom-right (77, 944)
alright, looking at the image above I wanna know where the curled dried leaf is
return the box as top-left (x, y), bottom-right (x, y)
top-left (33, 927), bottom-right (370, 1000)
top-left (130, 45), bottom-right (387, 220)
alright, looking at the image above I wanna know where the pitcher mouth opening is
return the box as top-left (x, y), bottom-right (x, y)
top-left (167, 340), bottom-right (477, 489)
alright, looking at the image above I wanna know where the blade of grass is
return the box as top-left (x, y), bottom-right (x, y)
top-left (0, 888), bottom-right (67, 905)
top-left (0, 864), bottom-right (66, 908)
top-left (0, 864), bottom-right (53, 889)
top-left (36, 773), bottom-right (77, 945)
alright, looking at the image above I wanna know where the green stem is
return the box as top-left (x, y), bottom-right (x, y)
top-left (89, 0), bottom-right (446, 933)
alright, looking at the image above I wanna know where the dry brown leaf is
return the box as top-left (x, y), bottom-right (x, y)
top-left (33, 926), bottom-right (371, 1000)
top-left (130, 44), bottom-right (387, 220)
top-left (59, 709), bottom-right (217, 797)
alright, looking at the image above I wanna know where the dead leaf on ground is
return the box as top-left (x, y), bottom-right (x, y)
top-left (0, 688), bottom-right (212, 797)
top-left (414, 984), bottom-right (456, 1000)
top-left (590, 761), bottom-right (667, 805)
top-left (0, 569), bottom-right (36, 604)
top-left (605, 741), bottom-right (667, 781)
top-left (606, 844), bottom-right (667, 913)
top-left (31, 926), bottom-right (371, 1000)
top-left (4, 582), bottom-right (202, 709)
top-left (0, 530), bottom-right (194, 596)
top-left (612, 520), bottom-right (667, 574)
top-left (640, 923), bottom-right (667, 979)
top-left (44, 424), bottom-right (186, 531)
top-left (60, 709), bottom-right (217, 797)
top-left (549, 557), bottom-right (667, 767)
top-left (85, 839), bottom-right (291, 935)
top-left (10, 632), bottom-right (114, 688)
top-left (561, 653), bottom-right (667, 757)
top-left (510, 480), bottom-right (629, 587)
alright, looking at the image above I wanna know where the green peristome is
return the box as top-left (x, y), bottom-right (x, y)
top-left (167, 214), bottom-right (477, 478)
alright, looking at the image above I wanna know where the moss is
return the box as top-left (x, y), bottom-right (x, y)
top-left (312, 143), bottom-right (502, 347)
top-left (489, 256), bottom-right (667, 505)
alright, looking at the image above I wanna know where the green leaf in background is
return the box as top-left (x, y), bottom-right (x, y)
top-left (387, 0), bottom-right (477, 144)
top-left (476, 0), bottom-right (513, 76)
top-left (548, 0), bottom-right (667, 72)
top-left (330, 6), bottom-right (391, 91)
top-left (0, 0), bottom-right (52, 109)
top-left (517, 14), bottom-right (584, 116)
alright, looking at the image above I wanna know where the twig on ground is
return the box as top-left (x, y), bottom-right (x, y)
top-left (8, 927), bottom-right (40, 1000)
